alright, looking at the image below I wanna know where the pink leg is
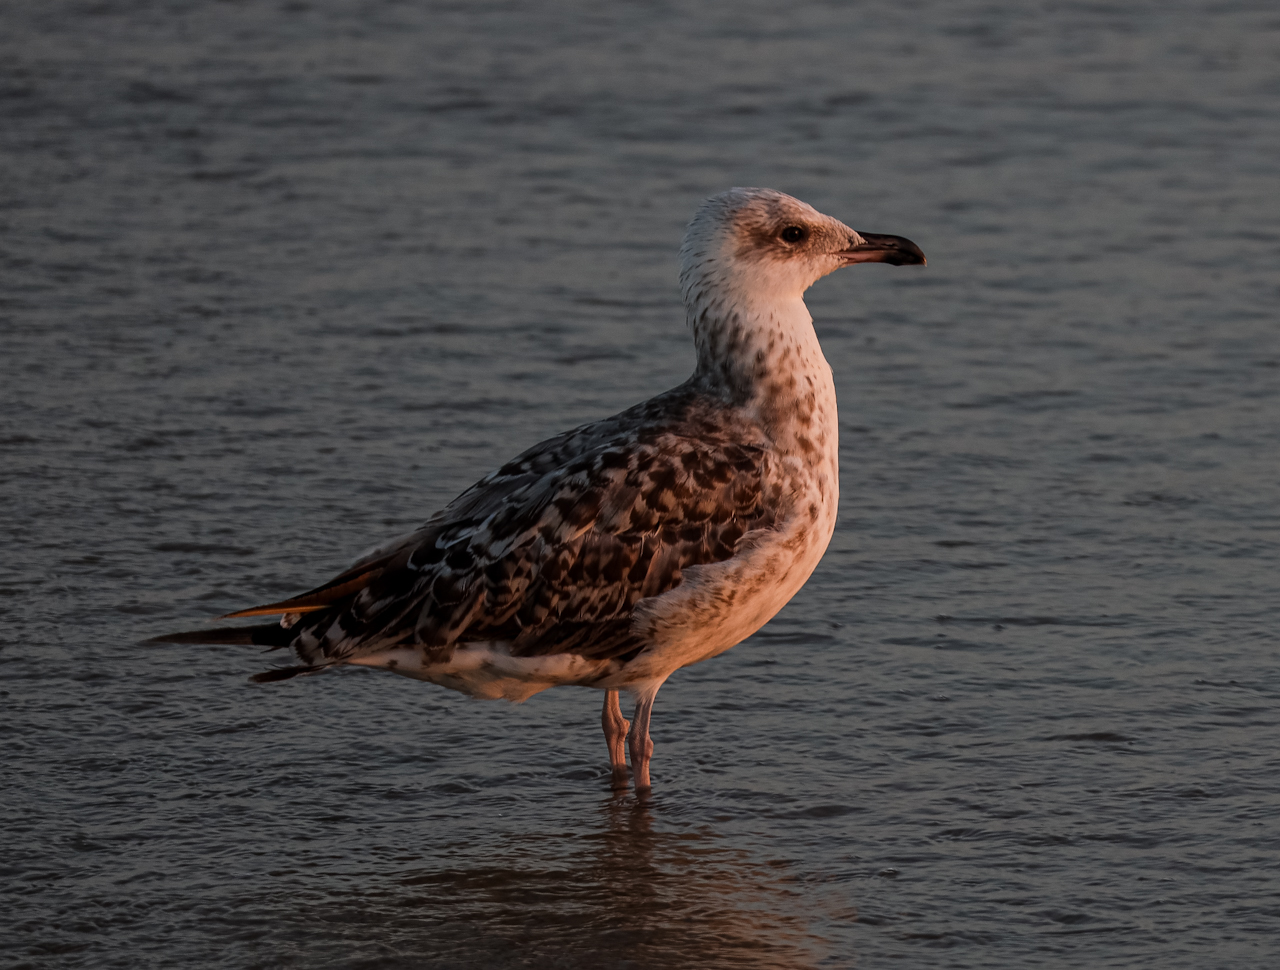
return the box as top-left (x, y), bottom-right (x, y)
top-left (628, 688), bottom-right (657, 793)
top-left (601, 690), bottom-right (630, 790)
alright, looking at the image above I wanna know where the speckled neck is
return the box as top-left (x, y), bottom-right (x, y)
top-left (684, 275), bottom-right (838, 464)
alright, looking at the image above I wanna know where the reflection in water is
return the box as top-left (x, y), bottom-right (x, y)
top-left (300, 797), bottom-right (847, 969)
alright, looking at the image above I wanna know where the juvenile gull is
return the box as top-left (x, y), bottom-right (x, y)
top-left (152, 188), bottom-right (925, 792)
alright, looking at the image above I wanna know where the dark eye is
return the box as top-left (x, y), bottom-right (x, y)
top-left (780, 225), bottom-right (807, 243)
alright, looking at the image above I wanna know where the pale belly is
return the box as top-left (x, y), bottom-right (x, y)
top-left (347, 646), bottom-right (613, 702)
top-left (600, 502), bottom-right (836, 687)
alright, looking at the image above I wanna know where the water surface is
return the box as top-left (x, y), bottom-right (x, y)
top-left (3, 2), bottom-right (1279, 967)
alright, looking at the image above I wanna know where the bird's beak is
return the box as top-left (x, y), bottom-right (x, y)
top-left (837, 232), bottom-right (927, 266)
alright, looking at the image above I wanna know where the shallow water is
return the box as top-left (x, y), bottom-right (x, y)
top-left (3, 1), bottom-right (1279, 967)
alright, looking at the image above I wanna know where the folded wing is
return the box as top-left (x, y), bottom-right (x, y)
top-left (178, 412), bottom-right (781, 679)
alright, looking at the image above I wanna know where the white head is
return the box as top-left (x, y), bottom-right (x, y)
top-left (678, 187), bottom-right (925, 313)
top-left (678, 188), bottom-right (925, 399)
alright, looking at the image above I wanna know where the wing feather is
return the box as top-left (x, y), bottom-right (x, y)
top-left (206, 389), bottom-right (785, 672)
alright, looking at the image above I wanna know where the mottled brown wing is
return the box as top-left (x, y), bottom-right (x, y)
top-left (285, 427), bottom-right (777, 667)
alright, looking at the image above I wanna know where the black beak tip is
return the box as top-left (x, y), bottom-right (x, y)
top-left (842, 232), bottom-right (926, 267)
top-left (889, 244), bottom-right (927, 266)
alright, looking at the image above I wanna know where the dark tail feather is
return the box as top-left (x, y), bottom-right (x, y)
top-left (144, 623), bottom-right (296, 648)
top-left (250, 665), bottom-right (325, 683)
top-left (147, 624), bottom-right (330, 684)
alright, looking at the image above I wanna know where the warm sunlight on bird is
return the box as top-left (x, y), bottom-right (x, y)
top-left (151, 188), bottom-right (925, 793)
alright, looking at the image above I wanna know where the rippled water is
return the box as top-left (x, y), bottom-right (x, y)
top-left (4, 2), bottom-right (1279, 967)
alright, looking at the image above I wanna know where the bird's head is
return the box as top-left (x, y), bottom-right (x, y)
top-left (679, 187), bottom-right (925, 309)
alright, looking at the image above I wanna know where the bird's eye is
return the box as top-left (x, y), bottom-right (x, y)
top-left (780, 225), bottom-right (808, 243)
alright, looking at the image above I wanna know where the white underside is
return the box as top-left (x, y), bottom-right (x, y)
top-left (347, 644), bottom-right (614, 702)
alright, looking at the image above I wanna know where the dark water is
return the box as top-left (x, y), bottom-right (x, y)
top-left (3, 2), bottom-right (1279, 967)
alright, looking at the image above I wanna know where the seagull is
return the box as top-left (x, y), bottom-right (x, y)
top-left (151, 188), bottom-right (925, 792)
